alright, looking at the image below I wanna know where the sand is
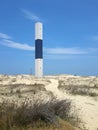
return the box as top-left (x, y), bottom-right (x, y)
top-left (45, 77), bottom-right (98, 130)
top-left (0, 74), bottom-right (98, 130)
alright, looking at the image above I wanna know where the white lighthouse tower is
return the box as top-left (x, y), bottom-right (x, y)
top-left (35, 22), bottom-right (43, 78)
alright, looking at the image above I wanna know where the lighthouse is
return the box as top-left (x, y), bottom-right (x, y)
top-left (35, 22), bottom-right (43, 78)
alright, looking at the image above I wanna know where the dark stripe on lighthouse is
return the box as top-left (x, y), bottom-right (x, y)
top-left (35, 39), bottom-right (43, 59)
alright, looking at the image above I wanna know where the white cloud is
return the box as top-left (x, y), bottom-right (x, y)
top-left (0, 32), bottom-right (97, 56)
top-left (92, 36), bottom-right (98, 41)
top-left (0, 33), bottom-right (11, 39)
top-left (21, 9), bottom-right (40, 22)
top-left (44, 54), bottom-right (77, 60)
top-left (0, 32), bottom-right (34, 51)
top-left (1, 38), bottom-right (87, 54)
top-left (1, 39), bottom-right (34, 51)
top-left (44, 47), bottom-right (87, 54)
top-left (1, 39), bottom-right (97, 54)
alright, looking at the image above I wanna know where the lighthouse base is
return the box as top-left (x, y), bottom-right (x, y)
top-left (35, 59), bottom-right (43, 78)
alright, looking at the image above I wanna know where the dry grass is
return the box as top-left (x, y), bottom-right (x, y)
top-left (58, 80), bottom-right (98, 97)
top-left (0, 84), bottom-right (46, 97)
top-left (0, 97), bottom-right (77, 130)
top-left (0, 120), bottom-right (75, 130)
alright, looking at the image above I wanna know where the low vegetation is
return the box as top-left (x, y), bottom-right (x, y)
top-left (0, 84), bottom-right (46, 96)
top-left (58, 80), bottom-right (98, 97)
top-left (0, 97), bottom-right (77, 130)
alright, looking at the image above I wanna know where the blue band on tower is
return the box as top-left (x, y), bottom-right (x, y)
top-left (35, 39), bottom-right (43, 59)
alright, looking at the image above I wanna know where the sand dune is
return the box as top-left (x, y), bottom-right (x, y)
top-left (0, 74), bottom-right (98, 130)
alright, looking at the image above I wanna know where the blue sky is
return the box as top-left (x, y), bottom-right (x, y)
top-left (0, 0), bottom-right (98, 76)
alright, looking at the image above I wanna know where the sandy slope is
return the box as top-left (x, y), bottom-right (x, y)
top-left (45, 79), bottom-right (66, 99)
top-left (0, 75), bottom-right (98, 130)
top-left (45, 77), bottom-right (98, 130)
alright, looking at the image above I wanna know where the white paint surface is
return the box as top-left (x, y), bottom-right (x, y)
top-left (35, 59), bottom-right (43, 78)
top-left (35, 22), bottom-right (43, 40)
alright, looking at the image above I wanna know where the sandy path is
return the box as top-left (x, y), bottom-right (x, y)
top-left (45, 79), bottom-right (98, 130)
top-left (73, 96), bottom-right (98, 130)
top-left (0, 75), bottom-right (98, 130)
top-left (45, 79), bottom-right (66, 100)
